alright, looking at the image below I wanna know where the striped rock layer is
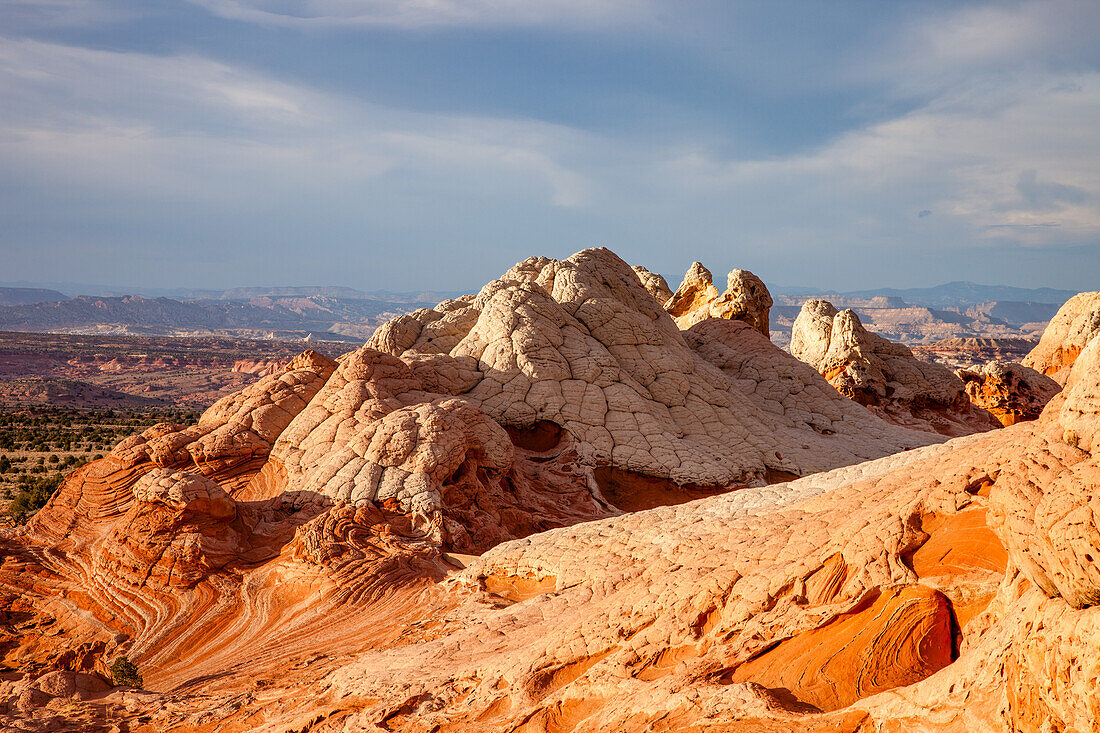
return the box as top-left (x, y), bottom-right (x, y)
top-left (8, 250), bottom-right (1100, 731)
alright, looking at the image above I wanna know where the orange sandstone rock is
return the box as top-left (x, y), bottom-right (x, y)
top-left (727, 585), bottom-right (954, 712)
top-left (791, 299), bottom-right (1002, 437)
top-left (957, 360), bottom-right (1061, 426)
top-left (8, 249), bottom-right (1100, 733)
top-left (1022, 291), bottom-right (1100, 382)
top-left (665, 261), bottom-right (773, 336)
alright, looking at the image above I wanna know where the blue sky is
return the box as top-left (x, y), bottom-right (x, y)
top-left (1, 0), bottom-right (1099, 293)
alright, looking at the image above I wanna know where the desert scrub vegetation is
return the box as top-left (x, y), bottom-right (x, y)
top-left (110, 657), bottom-right (143, 689)
top-left (0, 405), bottom-right (201, 524)
top-left (0, 406), bottom-right (200, 453)
top-left (6, 472), bottom-right (64, 525)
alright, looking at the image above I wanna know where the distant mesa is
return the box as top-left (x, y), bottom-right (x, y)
top-left (0, 377), bottom-right (168, 408)
top-left (0, 293), bottom-right (438, 342)
top-left (912, 336), bottom-right (1038, 369)
top-left (0, 278), bottom-right (1071, 352)
top-left (0, 287), bottom-right (68, 307)
top-left (231, 358), bottom-right (288, 377)
top-left (773, 280), bottom-right (1077, 309)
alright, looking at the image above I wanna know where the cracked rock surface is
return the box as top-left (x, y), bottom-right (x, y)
top-left (791, 298), bottom-right (1003, 437)
top-left (8, 251), bottom-right (1100, 732)
top-left (957, 360), bottom-right (1061, 426)
top-left (1023, 291), bottom-right (1100, 383)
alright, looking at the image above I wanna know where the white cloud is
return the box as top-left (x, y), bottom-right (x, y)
top-left (848, 0), bottom-right (1100, 94)
top-left (0, 0), bottom-right (135, 30)
top-left (0, 38), bottom-right (597, 209)
top-left (0, 39), bottom-right (317, 128)
top-left (1, 0), bottom-right (1099, 290)
top-left (662, 74), bottom-right (1100, 250)
top-left (183, 0), bottom-right (650, 29)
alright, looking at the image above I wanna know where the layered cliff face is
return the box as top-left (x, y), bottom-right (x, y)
top-left (1023, 291), bottom-right (1100, 383)
top-left (957, 361), bottom-right (1062, 426)
top-left (665, 261), bottom-right (773, 336)
top-left (13, 309), bottom-right (1100, 733)
top-left (790, 299), bottom-right (1002, 437)
top-left (911, 337), bottom-right (1038, 370)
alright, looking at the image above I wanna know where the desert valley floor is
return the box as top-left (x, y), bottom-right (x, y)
top-left (3, 248), bottom-right (1100, 732)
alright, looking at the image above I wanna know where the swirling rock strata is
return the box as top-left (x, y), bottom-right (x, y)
top-left (2, 248), bottom-right (943, 729)
top-left (25, 249), bottom-right (1100, 732)
top-left (160, 312), bottom-right (1100, 733)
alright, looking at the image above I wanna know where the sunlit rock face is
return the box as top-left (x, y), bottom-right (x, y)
top-left (957, 360), bottom-right (1062, 426)
top-left (665, 261), bottom-right (774, 336)
top-left (630, 264), bottom-right (673, 303)
top-left (361, 248), bottom-right (930, 493)
top-left (790, 298), bottom-right (1003, 437)
top-left (1023, 291), bottom-right (1100, 384)
top-left (16, 248), bottom-right (1100, 732)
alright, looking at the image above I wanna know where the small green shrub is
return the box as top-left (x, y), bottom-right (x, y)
top-left (7, 473), bottom-right (63, 525)
top-left (110, 656), bottom-right (143, 688)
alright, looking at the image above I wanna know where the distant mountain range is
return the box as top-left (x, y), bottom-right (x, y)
top-left (0, 281), bottom-right (464, 303)
top-left (2, 279), bottom-right (1079, 309)
top-left (770, 281), bottom-right (1078, 308)
top-left (0, 287), bottom-right (68, 307)
top-left (0, 279), bottom-right (1084, 345)
top-left (0, 292), bottom-right (446, 341)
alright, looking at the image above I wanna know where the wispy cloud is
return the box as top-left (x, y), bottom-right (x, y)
top-left (0, 38), bottom-right (596, 208)
top-left (1012, 170), bottom-right (1089, 211)
top-left (184, 0), bottom-right (651, 29)
top-left (1, 0), bottom-right (1098, 290)
top-left (848, 0), bottom-right (1100, 94)
top-left (662, 68), bottom-right (1100, 250)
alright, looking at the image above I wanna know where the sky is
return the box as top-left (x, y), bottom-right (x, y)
top-left (1, 0), bottom-right (1099, 293)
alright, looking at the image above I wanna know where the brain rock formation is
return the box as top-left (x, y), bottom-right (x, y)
top-left (791, 298), bottom-right (1002, 437)
top-left (957, 360), bottom-right (1062, 426)
top-left (630, 265), bottom-right (673, 303)
top-left (12, 252), bottom-right (1100, 733)
top-left (1023, 291), bottom-right (1100, 383)
top-left (665, 261), bottom-right (773, 335)
top-left (1, 248), bottom-right (939, 725)
top-left (359, 248), bottom-right (929, 494)
top-left (9, 300), bottom-right (1100, 732)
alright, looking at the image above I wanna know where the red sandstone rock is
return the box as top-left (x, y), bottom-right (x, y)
top-left (5, 250), bottom-right (1100, 732)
